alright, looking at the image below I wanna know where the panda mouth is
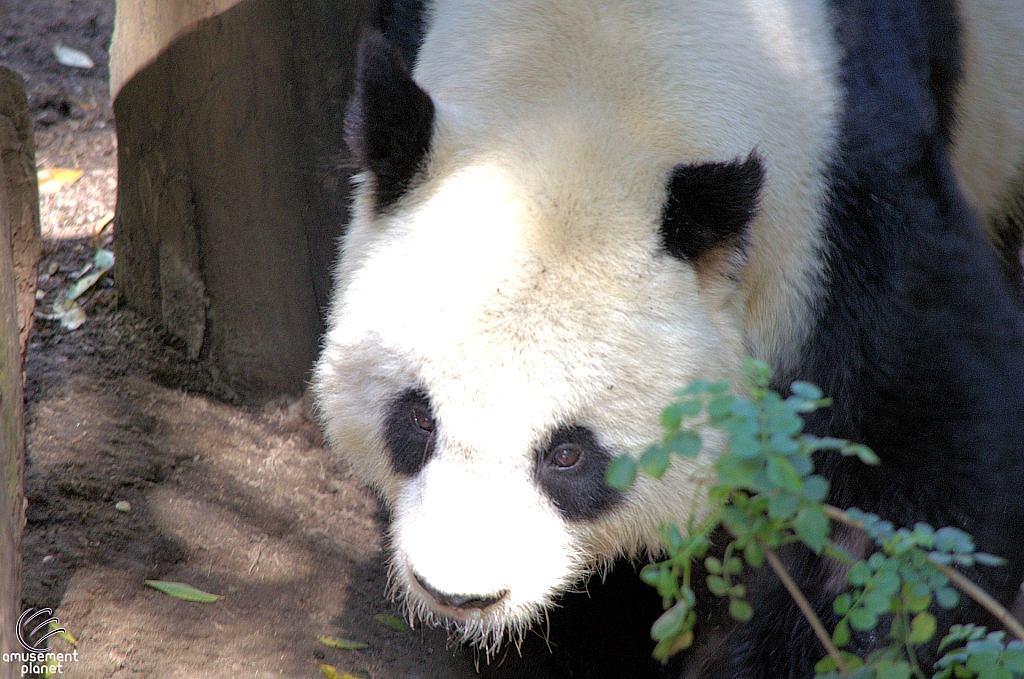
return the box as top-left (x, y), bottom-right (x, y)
top-left (411, 570), bottom-right (510, 611)
top-left (392, 561), bottom-right (544, 657)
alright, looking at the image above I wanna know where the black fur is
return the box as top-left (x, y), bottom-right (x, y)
top-left (660, 155), bottom-right (764, 261)
top-left (988, 185), bottom-right (1024, 290)
top-left (534, 425), bottom-right (623, 521)
top-left (690, 2), bottom-right (1024, 677)
top-left (346, 31), bottom-right (435, 212)
top-left (383, 388), bottom-right (437, 476)
top-left (376, 0), bottom-right (429, 69)
top-left (923, 0), bottom-right (964, 145)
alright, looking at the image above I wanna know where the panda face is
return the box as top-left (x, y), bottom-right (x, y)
top-left (318, 142), bottom-right (741, 649)
top-left (315, 0), bottom-right (842, 652)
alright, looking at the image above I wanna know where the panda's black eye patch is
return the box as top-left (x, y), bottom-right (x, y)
top-left (535, 425), bottom-right (622, 521)
top-left (384, 388), bottom-right (437, 476)
top-left (660, 152), bottom-right (765, 261)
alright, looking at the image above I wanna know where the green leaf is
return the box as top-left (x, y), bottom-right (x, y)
top-left (935, 587), bottom-right (960, 609)
top-left (802, 475), bottom-right (830, 503)
top-left (848, 608), bottom-right (878, 632)
top-left (680, 399), bottom-right (703, 417)
top-left (705, 557), bottom-right (723, 575)
top-left (793, 507), bottom-right (829, 554)
top-left (901, 582), bottom-right (932, 614)
top-left (966, 650), bottom-right (1001, 675)
top-left (877, 660), bottom-right (912, 679)
top-left (935, 527), bottom-right (974, 554)
top-left (728, 402), bottom-right (760, 427)
top-left (145, 580), bottom-right (221, 603)
top-left (834, 594), bottom-right (852, 616)
top-left (373, 614), bottom-right (408, 632)
top-left (743, 541), bottom-right (764, 568)
top-left (766, 456), bottom-right (803, 494)
top-left (666, 431), bottom-right (703, 458)
top-left (317, 635), bottom-right (368, 651)
top-left (767, 412), bottom-right (804, 440)
top-left (708, 395), bottom-right (736, 419)
top-left (319, 665), bottom-right (342, 679)
top-left (768, 492), bottom-right (799, 520)
top-left (605, 455), bottom-right (637, 489)
top-left (974, 552), bottom-right (1007, 567)
top-left (848, 561), bottom-right (871, 586)
top-left (832, 618), bottom-right (851, 647)
top-left (652, 630), bottom-right (694, 662)
top-left (815, 656), bottom-right (838, 675)
top-left (742, 358), bottom-right (772, 388)
top-left (677, 379), bottom-right (711, 397)
top-left (639, 445), bottom-right (671, 479)
top-left (716, 456), bottom-right (760, 489)
top-left (842, 443), bottom-right (879, 465)
top-left (729, 433), bottom-right (760, 459)
top-left (768, 433), bottom-right (800, 455)
top-left (661, 402), bottom-right (688, 430)
top-left (908, 612), bottom-right (937, 645)
top-left (656, 564), bottom-right (677, 600)
top-left (729, 599), bottom-right (754, 622)
top-left (872, 569), bottom-right (901, 598)
top-left (978, 666), bottom-right (1013, 679)
top-left (707, 575), bottom-right (728, 597)
top-left (823, 541), bottom-right (853, 565)
top-left (1002, 643), bottom-right (1024, 673)
top-left (790, 381), bottom-right (824, 401)
top-left (640, 564), bottom-right (662, 586)
top-left (861, 590), bottom-right (892, 615)
top-left (708, 380), bottom-right (731, 396)
top-left (651, 600), bottom-right (691, 641)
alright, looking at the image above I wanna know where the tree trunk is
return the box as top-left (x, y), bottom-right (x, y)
top-left (0, 66), bottom-right (39, 679)
top-left (111, 0), bottom-right (374, 400)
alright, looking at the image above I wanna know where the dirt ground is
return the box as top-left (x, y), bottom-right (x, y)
top-left (2, 3), bottom-right (491, 678)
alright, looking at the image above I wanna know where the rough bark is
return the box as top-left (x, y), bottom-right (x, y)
top-left (112, 0), bottom-right (373, 399)
top-left (0, 66), bottom-right (37, 679)
top-left (0, 68), bottom-right (40, 359)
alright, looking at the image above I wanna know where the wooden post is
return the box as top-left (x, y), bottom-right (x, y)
top-left (111, 0), bottom-right (374, 399)
top-left (0, 66), bottom-right (40, 679)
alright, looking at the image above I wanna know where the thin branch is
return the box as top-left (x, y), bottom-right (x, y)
top-left (934, 562), bottom-right (1024, 643)
top-left (822, 505), bottom-right (1024, 643)
top-left (757, 537), bottom-right (850, 676)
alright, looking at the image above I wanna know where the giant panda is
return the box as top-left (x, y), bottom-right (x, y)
top-left (313, 0), bottom-right (1024, 677)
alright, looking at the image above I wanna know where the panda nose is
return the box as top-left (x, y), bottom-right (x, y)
top-left (412, 571), bottom-right (508, 610)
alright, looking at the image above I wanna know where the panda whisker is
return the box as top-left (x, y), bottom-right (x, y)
top-left (539, 608), bottom-right (553, 654)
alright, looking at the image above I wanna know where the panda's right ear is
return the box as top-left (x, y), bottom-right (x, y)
top-left (346, 30), bottom-right (435, 212)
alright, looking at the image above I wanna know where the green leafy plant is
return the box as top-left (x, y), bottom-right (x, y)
top-left (606, 359), bottom-right (1024, 678)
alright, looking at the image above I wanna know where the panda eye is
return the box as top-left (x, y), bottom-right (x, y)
top-left (550, 444), bottom-right (583, 469)
top-left (534, 425), bottom-right (622, 522)
top-left (410, 402), bottom-right (435, 432)
top-left (385, 388), bottom-right (437, 476)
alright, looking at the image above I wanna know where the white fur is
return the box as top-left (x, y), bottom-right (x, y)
top-left (950, 0), bottom-right (1024, 246)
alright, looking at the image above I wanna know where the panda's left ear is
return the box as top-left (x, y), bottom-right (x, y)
top-left (660, 153), bottom-right (765, 261)
top-left (346, 30), bottom-right (436, 211)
